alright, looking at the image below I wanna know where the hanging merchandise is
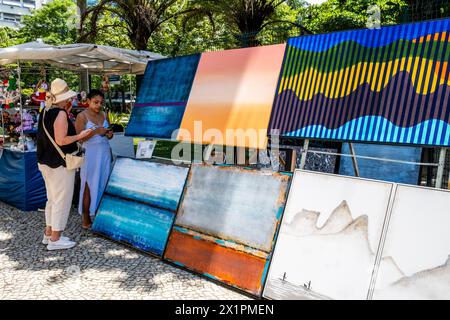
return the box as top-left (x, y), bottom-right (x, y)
top-left (7, 75), bottom-right (17, 91)
top-left (0, 83), bottom-right (5, 107)
top-left (71, 95), bottom-right (78, 108)
top-left (14, 110), bottom-right (34, 133)
top-left (31, 79), bottom-right (48, 111)
top-left (78, 91), bottom-right (88, 107)
top-left (0, 74), bottom-right (20, 109)
top-left (101, 75), bottom-right (110, 93)
top-left (39, 65), bottom-right (46, 78)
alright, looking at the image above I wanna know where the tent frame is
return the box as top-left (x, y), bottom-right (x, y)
top-left (0, 41), bottom-right (163, 152)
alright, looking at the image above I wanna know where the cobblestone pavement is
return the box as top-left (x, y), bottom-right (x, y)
top-left (0, 202), bottom-right (249, 300)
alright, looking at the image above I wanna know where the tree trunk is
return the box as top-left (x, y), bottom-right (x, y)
top-left (134, 34), bottom-right (150, 51)
top-left (76, 0), bottom-right (87, 38)
top-left (77, 0), bottom-right (87, 14)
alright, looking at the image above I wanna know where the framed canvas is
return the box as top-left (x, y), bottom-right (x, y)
top-left (178, 44), bottom-right (286, 149)
top-left (264, 170), bottom-right (394, 300)
top-left (92, 157), bottom-right (189, 257)
top-left (164, 164), bottom-right (291, 296)
top-left (372, 184), bottom-right (450, 300)
top-left (126, 55), bottom-right (200, 138)
top-left (268, 19), bottom-right (450, 146)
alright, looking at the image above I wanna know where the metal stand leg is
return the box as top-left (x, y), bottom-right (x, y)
top-left (349, 143), bottom-right (360, 177)
top-left (436, 148), bottom-right (448, 189)
top-left (248, 148), bottom-right (258, 165)
top-left (269, 129), bottom-right (280, 171)
top-left (203, 144), bottom-right (214, 163)
top-left (236, 147), bottom-right (246, 165)
top-left (290, 149), bottom-right (297, 171)
top-left (225, 145), bottom-right (234, 164)
top-left (299, 139), bottom-right (309, 170)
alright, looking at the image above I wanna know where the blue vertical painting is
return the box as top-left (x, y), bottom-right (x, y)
top-left (92, 158), bottom-right (190, 256)
top-left (339, 143), bottom-right (422, 184)
top-left (125, 54), bottom-right (200, 138)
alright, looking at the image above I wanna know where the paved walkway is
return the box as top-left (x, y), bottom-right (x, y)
top-left (0, 202), bottom-right (248, 300)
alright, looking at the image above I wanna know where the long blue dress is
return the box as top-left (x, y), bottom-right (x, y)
top-left (78, 118), bottom-right (112, 216)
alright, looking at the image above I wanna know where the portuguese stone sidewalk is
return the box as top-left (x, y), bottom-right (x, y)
top-left (0, 202), bottom-right (248, 300)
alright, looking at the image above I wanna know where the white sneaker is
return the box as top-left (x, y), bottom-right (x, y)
top-left (42, 234), bottom-right (70, 245)
top-left (47, 237), bottom-right (76, 251)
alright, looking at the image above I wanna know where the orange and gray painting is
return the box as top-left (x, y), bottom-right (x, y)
top-left (177, 44), bottom-right (286, 149)
top-left (164, 165), bottom-right (290, 296)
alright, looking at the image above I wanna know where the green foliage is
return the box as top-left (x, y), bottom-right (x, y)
top-left (297, 0), bottom-right (408, 34)
top-left (0, 27), bottom-right (19, 48)
top-left (13, 0), bottom-right (409, 58)
top-left (183, 0), bottom-right (303, 48)
top-left (86, 11), bottom-right (133, 49)
top-left (21, 88), bottom-right (34, 97)
top-left (19, 0), bottom-right (78, 44)
top-left (108, 111), bottom-right (122, 125)
top-left (108, 111), bottom-right (130, 125)
top-left (147, 0), bottom-right (304, 56)
top-left (80, 0), bottom-right (304, 55)
top-left (80, 0), bottom-right (185, 50)
top-left (147, 9), bottom-right (224, 56)
top-left (188, 0), bottom-right (290, 33)
top-left (0, 0), bottom-right (79, 51)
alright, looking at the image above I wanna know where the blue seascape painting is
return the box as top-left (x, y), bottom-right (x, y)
top-left (106, 157), bottom-right (189, 211)
top-left (92, 158), bottom-right (190, 256)
top-left (93, 195), bottom-right (175, 255)
top-left (124, 104), bottom-right (186, 138)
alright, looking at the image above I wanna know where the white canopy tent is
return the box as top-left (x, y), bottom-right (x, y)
top-left (0, 41), bottom-right (164, 74)
top-left (0, 41), bottom-right (164, 150)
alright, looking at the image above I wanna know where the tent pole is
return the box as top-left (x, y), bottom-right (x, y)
top-left (129, 64), bottom-right (134, 112)
top-left (86, 69), bottom-right (90, 92)
top-left (17, 60), bottom-right (24, 152)
top-left (1, 105), bottom-right (4, 146)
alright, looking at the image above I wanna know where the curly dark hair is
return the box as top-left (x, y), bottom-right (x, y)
top-left (87, 89), bottom-right (105, 100)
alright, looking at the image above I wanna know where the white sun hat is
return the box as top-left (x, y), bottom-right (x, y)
top-left (45, 78), bottom-right (77, 108)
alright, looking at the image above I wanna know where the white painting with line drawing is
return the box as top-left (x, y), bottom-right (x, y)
top-left (264, 171), bottom-right (393, 300)
top-left (373, 185), bottom-right (450, 300)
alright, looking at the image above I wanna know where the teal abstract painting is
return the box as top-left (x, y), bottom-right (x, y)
top-left (92, 158), bottom-right (189, 256)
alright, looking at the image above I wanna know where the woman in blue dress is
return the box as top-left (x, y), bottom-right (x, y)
top-left (75, 89), bottom-right (113, 229)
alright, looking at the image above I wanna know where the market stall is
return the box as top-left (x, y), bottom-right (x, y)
top-left (0, 41), bottom-right (163, 211)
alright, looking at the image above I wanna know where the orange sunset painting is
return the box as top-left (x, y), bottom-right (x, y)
top-left (177, 44), bottom-right (286, 149)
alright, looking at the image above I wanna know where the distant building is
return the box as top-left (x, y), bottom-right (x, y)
top-left (0, 0), bottom-right (49, 28)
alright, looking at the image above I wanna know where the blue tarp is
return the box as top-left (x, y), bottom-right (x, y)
top-left (0, 149), bottom-right (46, 211)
